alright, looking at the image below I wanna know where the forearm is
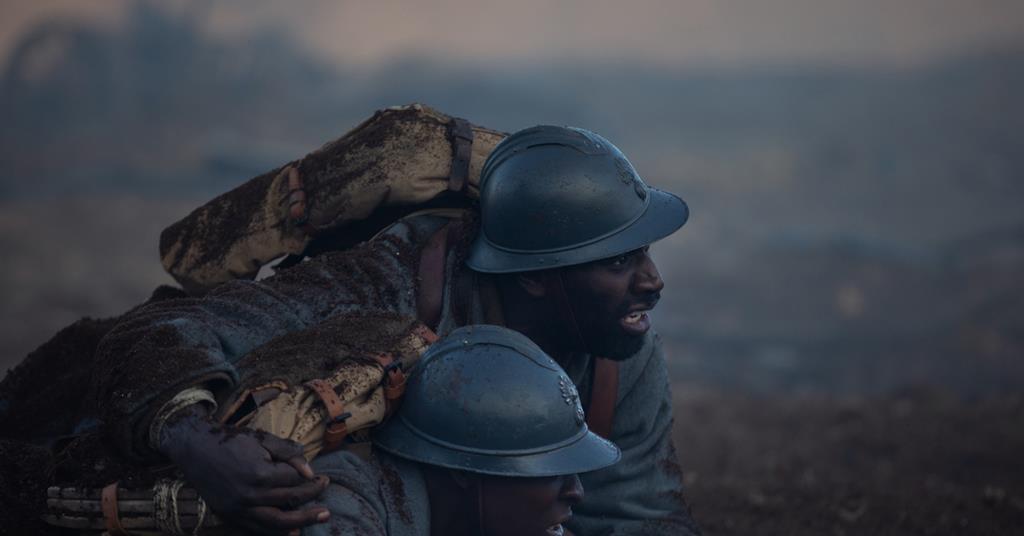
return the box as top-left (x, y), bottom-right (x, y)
top-left (89, 219), bottom-right (433, 461)
top-left (153, 394), bottom-right (219, 458)
top-left (156, 402), bottom-right (213, 460)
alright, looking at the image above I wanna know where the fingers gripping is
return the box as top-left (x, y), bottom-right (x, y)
top-left (260, 433), bottom-right (316, 480)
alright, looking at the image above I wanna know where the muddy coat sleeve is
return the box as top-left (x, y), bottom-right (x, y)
top-left (302, 452), bottom-right (390, 536)
top-left (303, 451), bottom-right (430, 536)
top-left (89, 217), bottom-right (448, 461)
top-left (569, 332), bottom-right (701, 536)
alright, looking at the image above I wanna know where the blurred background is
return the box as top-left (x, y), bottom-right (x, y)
top-left (1, 1), bottom-right (1022, 533)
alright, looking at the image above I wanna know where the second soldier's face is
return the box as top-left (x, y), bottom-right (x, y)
top-left (559, 246), bottom-right (664, 360)
top-left (480, 473), bottom-right (583, 536)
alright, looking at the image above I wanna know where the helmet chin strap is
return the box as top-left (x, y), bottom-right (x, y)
top-left (476, 478), bottom-right (487, 536)
top-left (547, 271), bottom-right (591, 357)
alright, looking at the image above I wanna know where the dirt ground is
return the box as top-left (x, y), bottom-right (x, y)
top-left (672, 387), bottom-right (1024, 536)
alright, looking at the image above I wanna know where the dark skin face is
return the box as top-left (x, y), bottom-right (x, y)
top-left (476, 473), bottom-right (584, 536)
top-left (424, 467), bottom-right (585, 536)
top-left (502, 246), bottom-right (665, 363)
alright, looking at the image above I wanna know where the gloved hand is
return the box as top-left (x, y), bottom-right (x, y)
top-left (159, 404), bottom-right (331, 535)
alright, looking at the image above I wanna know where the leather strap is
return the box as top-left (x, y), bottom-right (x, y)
top-left (382, 368), bottom-right (405, 407)
top-left (417, 223), bottom-right (451, 330)
top-left (286, 165), bottom-right (320, 237)
top-left (372, 353), bottom-right (408, 417)
top-left (447, 118), bottom-right (474, 193)
top-left (586, 357), bottom-right (619, 440)
top-left (305, 379), bottom-right (350, 451)
top-left (101, 482), bottom-right (130, 536)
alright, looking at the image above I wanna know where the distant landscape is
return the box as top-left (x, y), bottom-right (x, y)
top-left (2, 3), bottom-right (1022, 396)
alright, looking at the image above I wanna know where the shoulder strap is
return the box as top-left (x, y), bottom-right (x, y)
top-left (416, 213), bottom-right (470, 331)
top-left (417, 223), bottom-right (450, 330)
top-left (586, 357), bottom-right (619, 440)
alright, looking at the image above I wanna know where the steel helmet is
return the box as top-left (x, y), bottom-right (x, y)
top-left (373, 325), bottom-right (621, 476)
top-left (466, 125), bottom-right (689, 273)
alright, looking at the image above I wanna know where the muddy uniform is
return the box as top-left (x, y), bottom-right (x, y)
top-left (91, 215), bottom-right (699, 536)
top-left (303, 450), bottom-right (430, 536)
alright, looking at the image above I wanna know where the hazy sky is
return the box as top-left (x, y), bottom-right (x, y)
top-left (2, 0), bottom-right (1022, 69)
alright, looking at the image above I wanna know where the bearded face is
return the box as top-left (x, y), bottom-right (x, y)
top-left (558, 246), bottom-right (663, 361)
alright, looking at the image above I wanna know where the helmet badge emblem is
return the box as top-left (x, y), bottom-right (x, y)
top-left (559, 375), bottom-right (586, 426)
top-left (614, 158), bottom-right (648, 201)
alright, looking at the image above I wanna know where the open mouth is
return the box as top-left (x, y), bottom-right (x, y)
top-left (623, 311), bottom-right (646, 324)
top-left (546, 511), bottom-right (571, 536)
top-left (620, 309), bottom-right (651, 335)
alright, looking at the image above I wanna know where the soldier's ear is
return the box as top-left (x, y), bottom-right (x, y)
top-left (515, 272), bottom-right (547, 298)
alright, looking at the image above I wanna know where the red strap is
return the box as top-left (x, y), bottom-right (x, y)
top-left (305, 379), bottom-right (349, 451)
top-left (383, 367), bottom-right (407, 417)
top-left (384, 364), bottom-right (407, 400)
top-left (417, 223), bottom-right (450, 329)
top-left (101, 482), bottom-right (130, 536)
top-left (286, 166), bottom-right (321, 237)
top-left (586, 357), bottom-right (619, 439)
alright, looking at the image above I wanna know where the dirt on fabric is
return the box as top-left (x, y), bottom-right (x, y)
top-left (0, 284), bottom-right (189, 446)
top-left (673, 388), bottom-right (1024, 536)
top-left (157, 104), bottom-right (487, 295)
top-left (234, 310), bottom-right (421, 391)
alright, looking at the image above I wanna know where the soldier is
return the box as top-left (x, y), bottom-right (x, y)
top-left (304, 324), bottom-right (621, 536)
top-left (91, 125), bottom-right (699, 534)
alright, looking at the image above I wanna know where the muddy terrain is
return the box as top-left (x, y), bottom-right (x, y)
top-left (674, 388), bottom-right (1024, 535)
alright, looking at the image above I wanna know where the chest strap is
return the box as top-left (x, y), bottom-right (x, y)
top-left (585, 357), bottom-right (619, 440)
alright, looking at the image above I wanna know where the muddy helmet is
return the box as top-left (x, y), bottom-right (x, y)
top-left (373, 325), bottom-right (621, 477)
top-left (466, 125), bottom-right (689, 273)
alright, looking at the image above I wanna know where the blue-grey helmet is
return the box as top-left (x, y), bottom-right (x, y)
top-left (466, 125), bottom-right (689, 273)
top-left (373, 325), bottom-right (621, 477)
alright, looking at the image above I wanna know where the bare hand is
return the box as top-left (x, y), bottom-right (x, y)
top-left (159, 405), bottom-right (330, 535)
